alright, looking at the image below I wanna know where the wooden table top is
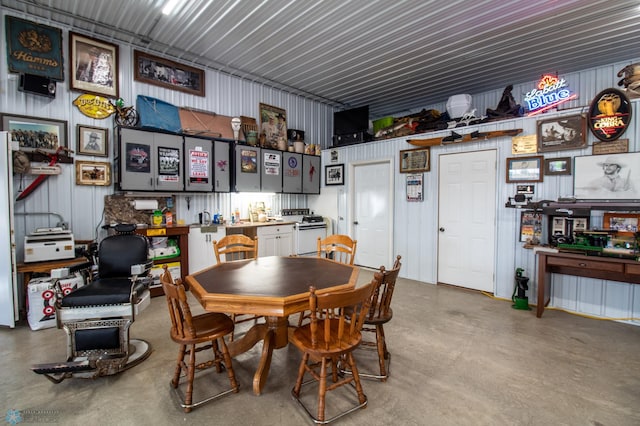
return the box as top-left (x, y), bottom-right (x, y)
top-left (185, 256), bottom-right (359, 317)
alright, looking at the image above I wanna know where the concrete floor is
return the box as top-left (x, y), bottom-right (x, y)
top-left (2, 268), bottom-right (640, 426)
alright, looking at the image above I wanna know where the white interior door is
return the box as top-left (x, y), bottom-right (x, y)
top-left (438, 150), bottom-right (496, 292)
top-left (351, 161), bottom-right (393, 268)
top-left (0, 132), bottom-right (17, 328)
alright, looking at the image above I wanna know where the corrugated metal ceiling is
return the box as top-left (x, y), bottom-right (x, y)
top-left (3, 0), bottom-right (640, 118)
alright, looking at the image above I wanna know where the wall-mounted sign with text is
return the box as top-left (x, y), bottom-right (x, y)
top-left (524, 75), bottom-right (577, 116)
top-left (587, 88), bottom-right (632, 141)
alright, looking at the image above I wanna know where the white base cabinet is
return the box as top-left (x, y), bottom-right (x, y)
top-left (188, 226), bottom-right (226, 273)
top-left (257, 225), bottom-right (294, 257)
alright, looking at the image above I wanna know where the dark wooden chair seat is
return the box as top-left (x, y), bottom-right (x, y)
top-left (160, 265), bottom-right (239, 413)
top-left (290, 279), bottom-right (376, 424)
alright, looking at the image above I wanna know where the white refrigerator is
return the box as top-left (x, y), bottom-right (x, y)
top-left (0, 131), bottom-right (17, 328)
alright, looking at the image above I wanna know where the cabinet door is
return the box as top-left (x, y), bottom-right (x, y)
top-left (283, 152), bottom-right (302, 193)
top-left (213, 140), bottom-right (230, 192)
top-left (119, 128), bottom-right (154, 191)
top-left (277, 229), bottom-right (294, 256)
top-left (155, 133), bottom-right (184, 191)
top-left (302, 154), bottom-right (321, 194)
top-left (184, 137), bottom-right (213, 192)
top-left (188, 227), bottom-right (224, 272)
top-left (261, 149), bottom-right (283, 192)
top-left (257, 231), bottom-right (277, 257)
top-left (234, 145), bottom-right (261, 192)
top-left (257, 225), bottom-right (293, 257)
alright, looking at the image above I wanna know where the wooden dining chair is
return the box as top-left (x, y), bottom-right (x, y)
top-left (159, 265), bottom-right (239, 413)
top-left (290, 279), bottom-right (376, 424)
top-left (212, 234), bottom-right (260, 340)
top-left (317, 234), bottom-right (357, 265)
top-left (296, 234), bottom-right (358, 327)
top-left (344, 255), bottom-right (402, 382)
top-left (213, 234), bottom-right (258, 263)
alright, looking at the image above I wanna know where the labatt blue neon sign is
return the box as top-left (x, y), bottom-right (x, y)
top-left (524, 75), bottom-right (577, 116)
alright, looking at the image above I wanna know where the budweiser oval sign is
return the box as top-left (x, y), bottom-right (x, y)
top-left (73, 94), bottom-right (116, 119)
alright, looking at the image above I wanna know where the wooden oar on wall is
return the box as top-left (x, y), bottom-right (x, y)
top-left (407, 128), bottom-right (523, 147)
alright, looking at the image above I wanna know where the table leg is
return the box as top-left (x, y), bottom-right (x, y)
top-left (536, 254), bottom-right (550, 318)
top-left (225, 315), bottom-right (289, 395)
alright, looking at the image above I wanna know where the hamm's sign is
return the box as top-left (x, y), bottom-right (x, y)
top-left (73, 94), bottom-right (116, 119)
top-left (5, 15), bottom-right (64, 81)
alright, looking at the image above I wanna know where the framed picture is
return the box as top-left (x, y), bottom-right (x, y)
top-left (134, 50), bottom-right (205, 97)
top-left (69, 32), bottom-right (119, 98)
top-left (325, 164), bottom-right (344, 186)
top-left (520, 211), bottom-right (542, 243)
top-left (573, 152), bottom-right (640, 200)
top-left (544, 157), bottom-right (572, 176)
top-left (399, 147), bottom-right (430, 173)
top-left (75, 160), bottom-right (111, 186)
top-left (6, 15), bottom-right (64, 80)
top-left (1, 114), bottom-right (67, 153)
top-left (537, 114), bottom-right (586, 152)
top-left (259, 103), bottom-right (287, 149)
top-left (77, 125), bottom-right (108, 157)
top-left (506, 155), bottom-right (543, 183)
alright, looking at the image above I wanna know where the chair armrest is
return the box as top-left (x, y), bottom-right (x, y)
top-left (130, 260), bottom-right (154, 276)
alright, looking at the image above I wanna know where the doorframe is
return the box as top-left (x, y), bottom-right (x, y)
top-left (348, 158), bottom-right (395, 265)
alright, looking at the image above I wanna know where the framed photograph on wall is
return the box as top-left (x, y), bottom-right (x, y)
top-left (325, 164), bottom-right (344, 186)
top-left (1, 114), bottom-right (67, 154)
top-left (544, 157), bottom-right (572, 176)
top-left (134, 50), bottom-right (205, 97)
top-left (520, 211), bottom-right (542, 243)
top-left (77, 125), bottom-right (108, 157)
top-left (574, 152), bottom-right (640, 199)
top-left (399, 147), bottom-right (430, 173)
top-left (75, 160), bottom-right (111, 186)
top-left (537, 114), bottom-right (586, 152)
top-left (69, 32), bottom-right (119, 97)
top-left (506, 156), bottom-right (543, 183)
top-left (259, 103), bottom-right (287, 149)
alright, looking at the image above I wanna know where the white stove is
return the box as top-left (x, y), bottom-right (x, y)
top-left (282, 209), bottom-right (328, 256)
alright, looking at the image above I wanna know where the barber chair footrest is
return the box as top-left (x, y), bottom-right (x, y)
top-left (31, 360), bottom-right (93, 375)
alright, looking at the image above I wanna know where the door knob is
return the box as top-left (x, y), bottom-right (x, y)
top-left (439, 227), bottom-right (445, 232)
top-left (353, 221), bottom-right (359, 225)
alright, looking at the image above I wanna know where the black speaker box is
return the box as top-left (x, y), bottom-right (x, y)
top-left (19, 74), bottom-right (56, 98)
top-left (332, 131), bottom-right (372, 147)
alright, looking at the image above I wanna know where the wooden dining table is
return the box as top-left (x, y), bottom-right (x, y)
top-left (185, 255), bottom-right (360, 395)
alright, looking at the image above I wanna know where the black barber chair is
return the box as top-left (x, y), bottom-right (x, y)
top-left (32, 224), bottom-right (153, 383)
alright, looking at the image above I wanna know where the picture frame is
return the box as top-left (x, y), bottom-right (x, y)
top-left (75, 160), bottom-right (111, 186)
top-left (506, 155), bottom-right (543, 183)
top-left (325, 164), bottom-right (344, 186)
top-left (69, 32), bottom-right (119, 98)
top-left (573, 152), bottom-right (640, 200)
top-left (399, 147), bottom-right (430, 173)
top-left (520, 211), bottom-right (542, 243)
top-left (259, 103), bottom-right (287, 149)
top-left (544, 157), bottom-right (572, 176)
top-left (1, 114), bottom-right (67, 154)
top-left (77, 125), bottom-right (108, 157)
top-left (536, 114), bottom-right (587, 152)
top-left (134, 50), bottom-right (205, 97)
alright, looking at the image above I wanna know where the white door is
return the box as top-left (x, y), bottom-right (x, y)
top-left (351, 161), bottom-right (394, 268)
top-left (0, 132), bottom-right (17, 328)
top-left (438, 150), bottom-right (496, 292)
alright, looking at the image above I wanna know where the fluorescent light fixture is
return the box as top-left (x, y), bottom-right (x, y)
top-left (162, 0), bottom-right (181, 15)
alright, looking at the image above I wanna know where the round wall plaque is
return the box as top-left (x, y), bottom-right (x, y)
top-left (587, 88), bottom-right (632, 141)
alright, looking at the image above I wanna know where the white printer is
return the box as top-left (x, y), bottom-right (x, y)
top-left (24, 227), bottom-right (75, 263)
